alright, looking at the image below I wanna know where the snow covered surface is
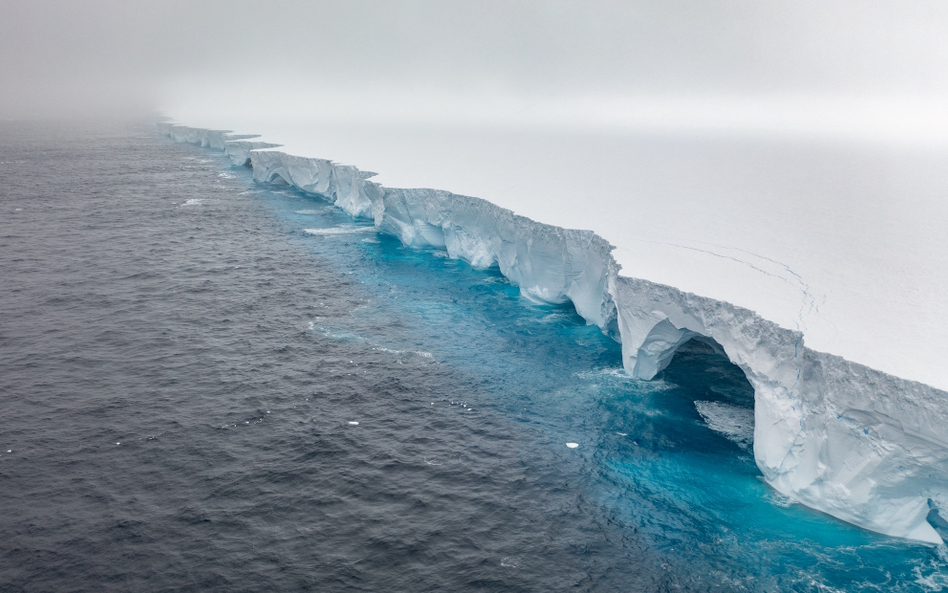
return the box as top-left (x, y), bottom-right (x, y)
top-left (158, 121), bottom-right (948, 545)
top-left (162, 118), bottom-right (948, 392)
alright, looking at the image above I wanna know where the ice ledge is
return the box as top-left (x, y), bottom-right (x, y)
top-left (159, 122), bottom-right (948, 545)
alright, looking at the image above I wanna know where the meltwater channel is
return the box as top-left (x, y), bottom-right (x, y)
top-left (1, 121), bottom-right (946, 591)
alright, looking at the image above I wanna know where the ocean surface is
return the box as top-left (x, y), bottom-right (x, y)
top-left (1, 120), bottom-right (945, 592)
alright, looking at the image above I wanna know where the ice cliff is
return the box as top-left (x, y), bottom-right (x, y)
top-left (159, 122), bottom-right (948, 545)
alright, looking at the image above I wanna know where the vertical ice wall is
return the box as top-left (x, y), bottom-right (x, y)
top-left (613, 277), bottom-right (948, 544)
top-left (160, 124), bottom-right (948, 545)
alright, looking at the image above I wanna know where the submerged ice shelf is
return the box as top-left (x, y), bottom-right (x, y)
top-left (159, 123), bottom-right (948, 545)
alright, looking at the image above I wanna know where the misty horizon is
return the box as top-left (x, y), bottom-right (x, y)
top-left (3, 0), bottom-right (948, 144)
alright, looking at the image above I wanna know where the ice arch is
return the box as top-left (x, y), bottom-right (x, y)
top-left (614, 276), bottom-right (946, 543)
top-left (264, 171), bottom-right (290, 185)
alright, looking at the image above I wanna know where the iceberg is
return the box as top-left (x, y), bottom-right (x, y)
top-left (158, 122), bottom-right (948, 545)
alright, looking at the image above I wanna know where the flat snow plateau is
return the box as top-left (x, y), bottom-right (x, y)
top-left (177, 118), bottom-right (948, 392)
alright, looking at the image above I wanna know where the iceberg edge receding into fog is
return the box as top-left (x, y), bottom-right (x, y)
top-left (158, 123), bottom-right (948, 545)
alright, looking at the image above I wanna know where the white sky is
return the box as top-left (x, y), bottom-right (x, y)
top-left (3, 1), bottom-right (947, 388)
top-left (3, 0), bottom-right (948, 138)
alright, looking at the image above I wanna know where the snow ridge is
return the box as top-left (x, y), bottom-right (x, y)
top-left (158, 122), bottom-right (948, 545)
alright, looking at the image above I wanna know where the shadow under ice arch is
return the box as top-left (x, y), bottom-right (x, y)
top-left (264, 171), bottom-right (290, 185)
top-left (159, 123), bottom-right (948, 545)
top-left (614, 275), bottom-right (948, 543)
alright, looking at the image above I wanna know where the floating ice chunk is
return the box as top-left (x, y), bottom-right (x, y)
top-left (348, 421), bottom-right (359, 425)
top-left (500, 557), bottom-right (520, 568)
top-left (303, 226), bottom-right (376, 236)
top-left (695, 401), bottom-right (755, 450)
top-left (566, 442), bottom-right (579, 449)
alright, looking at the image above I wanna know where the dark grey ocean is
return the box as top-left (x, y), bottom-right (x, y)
top-left (1, 121), bottom-right (945, 592)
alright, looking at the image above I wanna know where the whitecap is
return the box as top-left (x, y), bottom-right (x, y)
top-left (312, 326), bottom-right (365, 342)
top-left (348, 421), bottom-right (359, 425)
top-left (768, 489), bottom-right (798, 508)
top-left (566, 442), bottom-right (579, 449)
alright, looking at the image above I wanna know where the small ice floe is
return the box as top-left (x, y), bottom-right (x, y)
top-left (695, 401), bottom-right (754, 450)
top-left (116, 442), bottom-right (121, 445)
top-left (500, 557), bottom-right (520, 568)
top-left (566, 442), bottom-right (579, 449)
top-left (303, 226), bottom-right (375, 236)
top-left (6, 449), bottom-right (11, 453)
top-left (348, 421), bottom-right (359, 426)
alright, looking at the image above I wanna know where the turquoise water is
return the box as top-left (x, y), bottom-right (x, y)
top-left (262, 157), bottom-right (948, 590)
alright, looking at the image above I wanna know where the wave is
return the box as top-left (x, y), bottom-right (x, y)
top-left (159, 122), bottom-right (948, 545)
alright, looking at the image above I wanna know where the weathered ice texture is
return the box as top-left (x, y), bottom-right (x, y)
top-left (160, 123), bottom-right (948, 545)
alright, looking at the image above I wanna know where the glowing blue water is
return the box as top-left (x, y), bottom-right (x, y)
top-left (264, 162), bottom-right (948, 591)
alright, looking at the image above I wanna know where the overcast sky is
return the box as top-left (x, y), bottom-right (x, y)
top-left (3, 0), bottom-right (948, 139)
